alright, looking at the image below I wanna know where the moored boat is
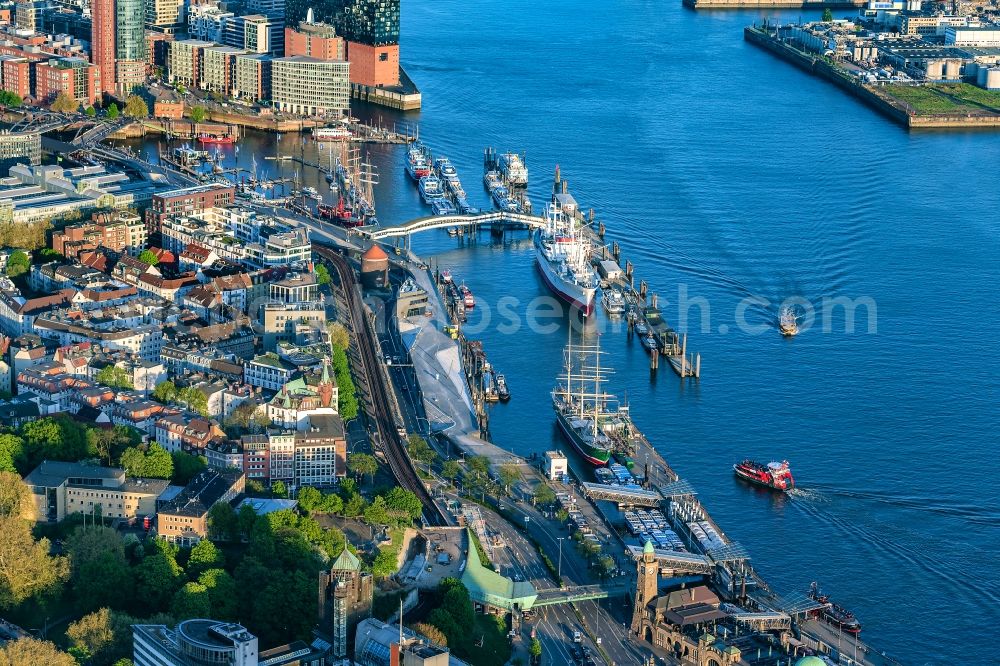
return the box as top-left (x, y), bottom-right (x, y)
top-left (809, 583), bottom-right (862, 635)
top-left (406, 147), bottom-right (431, 180)
top-left (534, 203), bottom-right (597, 315)
top-left (733, 460), bottom-right (795, 491)
top-left (419, 175), bottom-right (446, 202)
top-left (314, 126), bottom-right (352, 141)
top-left (496, 374), bottom-right (510, 402)
top-left (602, 288), bottom-right (626, 315)
top-left (499, 152), bottom-right (528, 187)
top-left (551, 336), bottom-right (617, 466)
top-left (197, 134), bottom-right (236, 145)
top-left (460, 285), bottom-right (475, 309)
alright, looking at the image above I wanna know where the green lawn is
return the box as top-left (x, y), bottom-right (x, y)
top-left (884, 83), bottom-right (1000, 115)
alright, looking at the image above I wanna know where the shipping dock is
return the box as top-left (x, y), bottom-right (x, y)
top-left (484, 147), bottom-right (532, 214)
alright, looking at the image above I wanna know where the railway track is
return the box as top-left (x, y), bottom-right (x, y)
top-left (314, 243), bottom-right (448, 527)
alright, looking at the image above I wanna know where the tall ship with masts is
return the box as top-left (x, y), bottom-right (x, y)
top-left (552, 336), bottom-right (631, 466)
top-left (534, 203), bottom-right (597, 315)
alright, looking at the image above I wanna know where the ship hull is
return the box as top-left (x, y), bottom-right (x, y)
top-left (555, 409), bottom-right (611, 466)
top-left (534, 237), bottom-right (596, 316)
top-left (733, 466), bottom-right (793, 491)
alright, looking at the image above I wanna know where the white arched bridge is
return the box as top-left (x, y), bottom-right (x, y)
top-left (358, 211), bottom-right (545, 241)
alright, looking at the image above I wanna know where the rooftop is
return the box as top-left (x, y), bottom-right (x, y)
top-left (158, 469), bottom-right (243, 518)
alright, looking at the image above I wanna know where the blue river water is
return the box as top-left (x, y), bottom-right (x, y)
top-left (131, 1), bottom-right (1000, 661)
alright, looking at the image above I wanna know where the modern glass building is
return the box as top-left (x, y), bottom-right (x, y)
top-left (336, 0), bottom-right (398, 46)
top-left (116, 0), bottom-right (147, 61)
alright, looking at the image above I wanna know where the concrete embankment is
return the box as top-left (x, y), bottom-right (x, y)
top-left (688, 0), bottom-right (863, 8)
top-left (744, 26), bottom-right (1000, 130)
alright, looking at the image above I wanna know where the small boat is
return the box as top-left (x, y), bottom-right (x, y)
top-left (640, 333), bottom-right (658, 351)
top-left (496, 374), bottom-right (511, 402)
top-left (314, 126), bottom-right (352, 142)
top-left (498, 152), bottom-right (528, 187)
top-left (431, 199), bottom-right (456, 216)
top-left (301, 186), bottom-right (320, 199)
top-left (602, 288), bottom-right (626, 315)
top-left (441, 270), bottom-right (453, 283)
top-left (779, 305), bottom-right (799, 336)
top-left (197, 134), bottom-right (236, 145)
top-left (419, 175), bottom-right (446, 202)
top-left (634, 322), bottom-right (649, 336)
top-left (460, 285), bottom-right (475, 309)
top-left (733, 460), bottom-right (794, 491)
top-left (447, 227), bottom-right (458, 237)
top-left (406, 147), bottom-right (430, 180)
top-left (809, 583), bottom-right (862, 635)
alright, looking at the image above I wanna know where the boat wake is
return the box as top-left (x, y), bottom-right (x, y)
top-left (787, 489), bottom-right (999, 606)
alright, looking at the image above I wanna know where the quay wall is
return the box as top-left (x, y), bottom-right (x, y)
top-left (744, 27), bottom-right (1000, 130)
top-left (688, 0), bottom-right (864, 8)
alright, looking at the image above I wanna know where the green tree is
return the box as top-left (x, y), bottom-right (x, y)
top-left (0, 637), bottom-right (76, 665)
top-left (271, 480), bottom-right (288, 498)
top-left (84, 105), bottom-right (96, 117)
top-left (0, 90), bottom-right (23, 107)
top-left (0, 470), bottom-right (29, 517)
top-left (66, 608), bottom-right (144, 666)
top-left (407, 434), bottom-right (437, 465)
top-left (319, 492), bottom-right (343, 514)
top-left (237, 503), bottom-right (258, 539)
top-left (178, 386), bottom-right (208, 417)
top-left (50, 92), bottom-right (78, 113)
top-left (123, 95), bottom-right (148, 118)
top-left (467, 455), bottom-right (490, 478)
top-left (75, 552), bottom-right (134, 611)
top-left (198, 568), bottom-right (238, 620)
top-left (363, 496), bottom-right (391, 526)
top-left (151, 380), bottom-right (178, 404)
top-left (529, 637), bottom-right (542, 661)
top-left (20, 415), bottom-right (89, 465)
top-left (95, 365), bottom-right (134, 389)
top-left (0, 514), bottom-right (68, 609)
top-left (315, 263), bottom-right (331, 285)
top-left (207, 502), bottom-right (239, 541)
top-left (412, 622), bottom-right (447, 646)
top-left (120, 444), bottom-right (173, 479)
top-left (88, 426), bottom-right (136, 466)
top-left (0, 434), bottom-right (25, 474)
top-left (171, 451), bottom-right (207, 485)
top-left (106, 103), bottom-right (119, 119)
top-left (297, 486), bottom-right (322, 514)
top-left (370, 548), bottom-right (398, 579)
top-left (348, 452), bottom-right (378, 483)
top-left (327, 322), bottom-right (350, 350)
top-left (441, 459), bottom-right (460, 483)
top-left (186, 540), bottom-right (224, 578)
top-left (533, 483), bottom-right (556, 507)
top-left (134, 552), bottom-right (182, 610)
top-left (497, 463), bottom-right (521, 493)
top-left (5, 249), bottom-right (29, 277)
top-left (189, 105), bottom-right (207, 123)
top-left (822, 8), bottom-right (833, 20)
top-left (171, 581), bottom-right (211, 620)
top-left (65, 525), bottom-right (124, 573)
top-left (137, 249), bottom-right (159, 266)
top-left (382, 487), bottom-right (422, 523)
top-left (250, 570), bottom-right (316, 646)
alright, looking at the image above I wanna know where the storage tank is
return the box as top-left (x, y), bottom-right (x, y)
top-left (986, 68), bottom-right (1000, 90)
top-left (966, 62), bottom-right (979, 81)
top-left (978, 67), bottom-right (989, 86)
top-left (925, 61), bottom-right (944, 80)
top-left (944, 59), bottom-right (961, 80)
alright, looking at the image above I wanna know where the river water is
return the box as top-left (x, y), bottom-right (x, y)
top-left (127, 1), bottom-right (1000, 661)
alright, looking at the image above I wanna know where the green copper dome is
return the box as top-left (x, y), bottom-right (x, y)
top-left (795, 657), bottom-right (827, 666)
top-left (643, 539), bottom-right (655, 554)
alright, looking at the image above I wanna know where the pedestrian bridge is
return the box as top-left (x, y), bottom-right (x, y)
top-left (532, 581), bottom-right (632, 607)
top-left (358, 211), bottom-right (546, 240)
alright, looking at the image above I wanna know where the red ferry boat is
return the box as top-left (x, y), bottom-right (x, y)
top-left (319, 197), bottom-right (363, 228)
top-left (197, 134), bottom-right (236, 144)
top-left (810, 583), bottom-right (862, 634)
top-left (733, 459), bottom-right (794, 491)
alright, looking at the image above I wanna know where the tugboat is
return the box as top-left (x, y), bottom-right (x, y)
top-left (779, 305), bottom-right (799, 336)
top-left (460, 285), bottom-right (475, 309)
top-left (197, 133), bottom-right (236, 145)
top-left (496, 374), bottom-right (511, 402)
top-left (733, 460), bottom-right (795, 491)
top-left (809, 583), bottom-right (862, 635)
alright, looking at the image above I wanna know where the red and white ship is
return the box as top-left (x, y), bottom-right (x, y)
top-left (197, 134), bottom-right (236, 145)
top-left (733, 459), bottom-right (794, 491)
top-left (460, 285), bottom-right (475, 309)
top-left (534, 203), bottom-right (596, 315)
top-left (318, 197), bottom-right (363, 228)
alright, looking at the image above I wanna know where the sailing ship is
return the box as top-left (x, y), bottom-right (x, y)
top-left (779, 305), bottom-right (799, 336)
top-left (534, 203), bottom-right (597, 315)
top-left (551, 335), bottom-right (631, 466)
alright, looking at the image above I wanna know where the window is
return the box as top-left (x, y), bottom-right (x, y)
top-left (379, 52), bottom-right (388, 62)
